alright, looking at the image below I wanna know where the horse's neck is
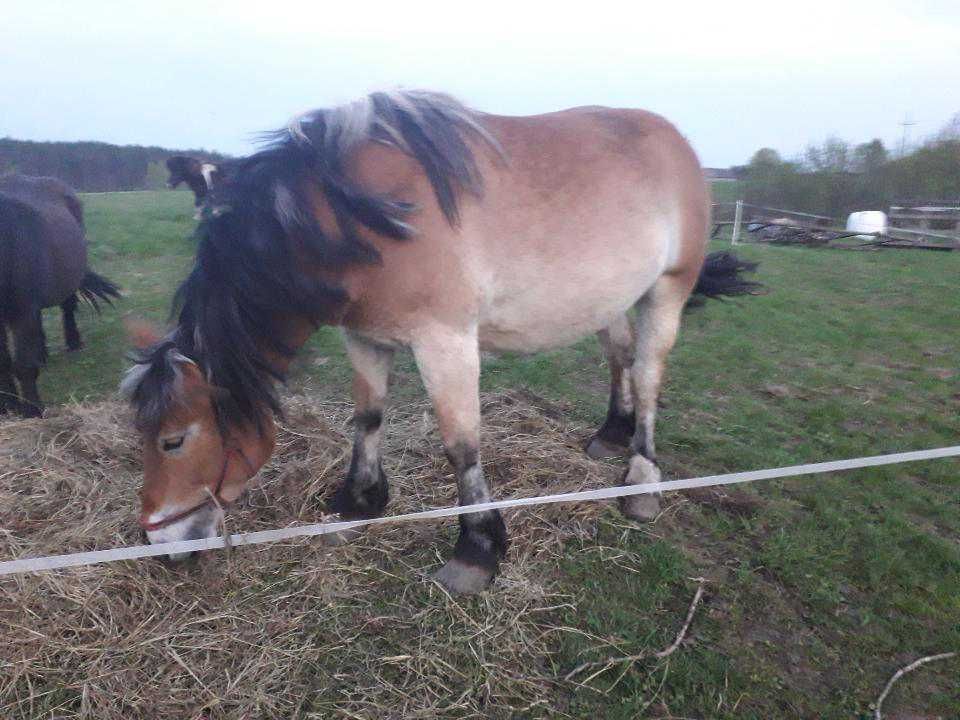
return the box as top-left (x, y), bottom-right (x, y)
top-left (188, 175), bottom-right (207, 199)
top-left (259, 313), bottom-right (319, 378)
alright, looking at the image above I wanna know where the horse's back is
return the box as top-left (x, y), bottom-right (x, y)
top-left (470, 108), bottom-right (709, 349)
top-left (342, 105), bottom-right (709, 351)
top-left (478, 106), bottom-right (708, 265)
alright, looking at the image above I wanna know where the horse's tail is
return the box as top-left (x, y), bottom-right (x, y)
top-left (77, 271), bottom-right (121, 312)
top-left (691, 251), bottom-right (762, 301)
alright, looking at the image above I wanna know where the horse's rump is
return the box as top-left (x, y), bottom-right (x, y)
top-left (0, 176), bottom-right (88, 309)
top-left (0, 193), bottom-right (47, 317)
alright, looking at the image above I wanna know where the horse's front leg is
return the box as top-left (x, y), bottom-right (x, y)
top-left (413, 326), bottom-right (508, 594)
top-left (329, 330), bottom-right (394, 522)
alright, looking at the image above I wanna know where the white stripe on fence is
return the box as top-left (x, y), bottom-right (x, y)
top-left (1, 445), bottom-right (957, 576)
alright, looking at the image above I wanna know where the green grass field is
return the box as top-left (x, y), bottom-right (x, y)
top-left (26, 190), bottom-right (960, 717)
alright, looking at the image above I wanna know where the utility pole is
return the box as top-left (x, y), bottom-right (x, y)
top-left (898, 114), bottom-right (916, 156)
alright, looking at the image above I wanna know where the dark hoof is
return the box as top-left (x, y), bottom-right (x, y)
top-left (437, 513), bottom-right (508, 594)
top-left (433, 558), bottom-right (496, 594)
top-left (327, 468), bottom-right (389, 520)
top-left (18, 403), bottom-right (43, 419)
top-left (66, 342), bottom-right (84, 352)
top-left (585, 435), bottom-right (630, 460)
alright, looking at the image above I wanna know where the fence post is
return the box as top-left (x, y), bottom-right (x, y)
top-left (731, 199), bottom-right (743, 245)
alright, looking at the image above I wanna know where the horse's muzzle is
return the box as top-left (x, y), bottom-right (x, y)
top-left (143, 505), bottom-right (220, 562)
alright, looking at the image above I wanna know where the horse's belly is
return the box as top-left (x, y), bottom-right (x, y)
top-left (477, 264), bottom-right (659, 352)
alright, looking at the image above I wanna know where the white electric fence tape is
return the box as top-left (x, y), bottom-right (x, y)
top-left (1, 445), bottom-right (957, 576)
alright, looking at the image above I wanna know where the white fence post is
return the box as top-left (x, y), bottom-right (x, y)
top-left (731, 199), bottom-right (743, 245)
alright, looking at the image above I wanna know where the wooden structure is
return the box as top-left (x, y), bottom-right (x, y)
top-left (888, 200), bottom-right (960, 237)
top-left (712, 201), bottom-right (960, 251)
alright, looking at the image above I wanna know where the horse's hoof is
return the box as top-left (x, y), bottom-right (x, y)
top-left (18, 404), bottom-right (43, 419)
top-left (66, 343), bottom-right (84, 352)
top-left (319, 526), bottom-right (364, 547)
top-left (620, 494), bottom-right (661, 521)
top-left (433, 558), bottom-right (495, 595)
top-left (585, 436), bottom-right (629, 460)
top-left (619, 455), bottom-right (662, 522)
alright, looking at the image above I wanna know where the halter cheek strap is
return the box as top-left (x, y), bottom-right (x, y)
top-left (139, 445), bottom-right (256, 533)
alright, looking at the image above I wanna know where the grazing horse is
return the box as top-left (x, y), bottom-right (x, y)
top-left (0, 174), bottom-right (120, 416)
top-left (121, 91), bottom-right (759, 593)
top-left (165, 156), bottom-right (220, 215)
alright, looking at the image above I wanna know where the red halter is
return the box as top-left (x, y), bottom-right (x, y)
top-left (139, 443), bottom-right (256, 533)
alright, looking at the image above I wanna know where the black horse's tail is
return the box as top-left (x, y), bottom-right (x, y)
top-left (77, 271), bottom-right (121, 312)
top-left (691, 251), bottom-right (762, 301)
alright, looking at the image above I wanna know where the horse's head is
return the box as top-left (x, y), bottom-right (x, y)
top-left (165, 156), bottom-right (199, 190)
top-left (120, 321), bottom-right (276, 558)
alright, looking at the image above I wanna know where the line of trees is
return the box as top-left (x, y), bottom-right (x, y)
top-left (0, 138), bottom-right (227, 192)
top-left (735, 113), bottom-right (960, 218)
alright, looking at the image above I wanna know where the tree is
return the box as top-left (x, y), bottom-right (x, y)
top-left (934, 112), bottom-right (960, 143)
top-left (804, 137), bottom-right (851, 173)
top-left (749, 148), bottom-right (782, 167)
top-left (853, 140), bottom-right (888, 174)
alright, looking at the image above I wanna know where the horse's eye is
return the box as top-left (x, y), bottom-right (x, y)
top-left (161, 436), bottom-right (185, 452)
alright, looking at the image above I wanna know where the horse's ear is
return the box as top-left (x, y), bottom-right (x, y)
top-left (124, 316), bottom-right (163, 349)
top-left (172, 354), bottom-right (205, 391)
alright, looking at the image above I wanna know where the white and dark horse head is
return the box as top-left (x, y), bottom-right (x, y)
top-left (165, 156), bottom-right (221, 209)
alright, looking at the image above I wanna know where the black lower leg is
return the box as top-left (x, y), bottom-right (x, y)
top-left (452, 510), bottom-right (508, 574)
top-left (0, 325), bottom-right (17, 414)
top-left (448, 443), bottom-right (509, 572)
top-left (328, 410), bottom-right (389, 519)
top-left (12, 310), bottom-right (46, 417)
top-left (61, 294), bottom-right (82, 351)
top-left (12, 365), bottom-right (41, 417)
top-left (595, 383), bottom-right (636, 448)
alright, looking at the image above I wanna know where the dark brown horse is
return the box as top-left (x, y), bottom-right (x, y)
top-left (122, 91), bottom-right (758, 593)
top-left (0, 175), bottom-right (119, 416)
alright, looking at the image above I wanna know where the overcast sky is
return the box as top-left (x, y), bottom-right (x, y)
top-left (3, 0), bottom-right (958, 167)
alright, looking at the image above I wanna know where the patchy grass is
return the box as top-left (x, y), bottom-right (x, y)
top-left (9, 190), bottom-right (960, 718)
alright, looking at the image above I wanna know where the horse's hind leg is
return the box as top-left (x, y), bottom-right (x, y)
top-left (620, 274), bottom-right (693, 521)
top-left (10, 307), bottom-right (46, 417)
top-left (413, 326), bottom-right (507, 594)
top-left (586, 314), bottom-right (636, 459)
top-left (0, 321), bottom-right (19, 414)
top-left (61, 294), bottom-right (83, 351)
top-left (328, 331), bottom-right (394, 532)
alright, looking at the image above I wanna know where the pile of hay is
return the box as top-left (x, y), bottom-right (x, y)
top-left (0, 390), bottom-right (633, 719)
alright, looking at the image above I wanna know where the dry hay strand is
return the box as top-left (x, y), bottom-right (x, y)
top-left (0, 390), bottom-right (636, 719)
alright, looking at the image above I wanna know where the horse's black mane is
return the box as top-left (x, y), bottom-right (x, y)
top-left (123, 90), bottom-right (499, 433)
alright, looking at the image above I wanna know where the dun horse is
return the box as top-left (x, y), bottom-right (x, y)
top-left (122, 91), bottom-right (758, 593)
top-left (0, 175), bottom-right (120, 416)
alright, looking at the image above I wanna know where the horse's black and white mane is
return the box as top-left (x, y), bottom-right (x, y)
top-left (122, 90), bottom-right (500, 433)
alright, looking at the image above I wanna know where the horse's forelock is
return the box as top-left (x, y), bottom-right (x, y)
top-left (120, 343), bottom-right (197, 432)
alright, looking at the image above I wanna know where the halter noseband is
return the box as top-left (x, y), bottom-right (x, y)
top-left (139, 443), bottom-right (256, 533)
